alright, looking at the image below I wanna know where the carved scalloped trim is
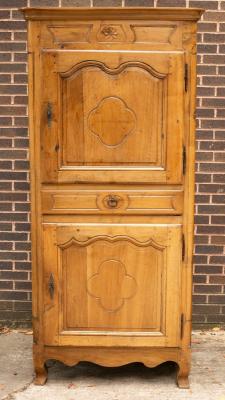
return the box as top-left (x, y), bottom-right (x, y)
top-left (58, 235), bottom-right (166, 251)
top-left (60, 60), bottom-right (167, 80)
top-left (43, 346), bottom-right (182, 369)
top-left (43, 354), bottom-right (176, 369)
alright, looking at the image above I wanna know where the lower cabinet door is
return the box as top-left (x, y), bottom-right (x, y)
top-left (43, 222), bottom-right (182, 347)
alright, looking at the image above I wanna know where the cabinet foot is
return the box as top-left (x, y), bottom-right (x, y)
top-left (176, 358), bottom-right (190, 389)
top-left (177, 373), bottom-right (189, 389)
top-left (34, 362), bottom-right (48, 385)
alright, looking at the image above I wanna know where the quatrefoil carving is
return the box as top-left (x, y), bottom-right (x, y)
top-left (88, 96), bottom-right (136, 147)
top-left (87, 259), bottom-right (137, 312)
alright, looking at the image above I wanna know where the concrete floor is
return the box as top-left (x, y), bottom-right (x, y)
top-left (0, 330), bottom-right (225, 400)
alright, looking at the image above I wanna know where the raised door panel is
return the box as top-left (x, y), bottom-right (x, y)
top-left (40, 50), bottom-right (184, 183)
top-left (63, 64), bottom-right (164, 166)
top-left (43, 223), bottom-right (182, 347)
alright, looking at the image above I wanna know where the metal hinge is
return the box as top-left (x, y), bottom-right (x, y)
top-left (183, 146), bottom-right (186, 175)
top-left (47, 102), bottom-right (52, 128)
top-left (182, 234), bottom-right (185, 262)
top-left (180, 313), bottom-right (185, 339)
top-left (48, 273), bottom-right (55, 299)
top-left (184, 63), bottom-right (188, 92)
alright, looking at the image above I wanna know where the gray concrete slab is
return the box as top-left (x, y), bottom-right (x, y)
top-left (0, 330), bottom-right (33, 400)
top-left (0, 330), bottom-right (225, 400)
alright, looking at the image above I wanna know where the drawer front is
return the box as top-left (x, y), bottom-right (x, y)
top-left (42, 189), bottom-right (183, 215)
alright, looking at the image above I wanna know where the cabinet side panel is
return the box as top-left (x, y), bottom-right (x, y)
top-left (28, 20), bottom-right (43, 345)
top-left (182, 22), bottom-right (197, 350)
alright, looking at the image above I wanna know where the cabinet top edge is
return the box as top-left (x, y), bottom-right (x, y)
top-left (21, 7), bottom-right (204, 22)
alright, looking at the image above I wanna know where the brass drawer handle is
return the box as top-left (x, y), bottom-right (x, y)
top-left (106, 195), bottom-right (119, 209)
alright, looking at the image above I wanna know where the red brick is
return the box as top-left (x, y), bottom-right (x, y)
top-left (204, 33), bottom-right (225, 42)
top-left (195, 215), bottom-right (209, 224)
top-left (194, 284), bottom-right (222, 294)
top-left (125, 0), bottom-right (154, 4)
top-left (157, 0), bottom-right (186, 6)
top-left (209, 275), bottom-right (225, 284)
top-left (198, 184), bottom-right (225, 194)
top-left (202, 76), bottom-right (225, 86)
top-left (194, 235), bottom-right (209, 244)
top-left (209, 295), bottom-right (225, 304)
top-left (30, 0), bottom-right (59, 5)
top-left (207, 315), bottom-right (225, 323)
top-left (210, 256), bottom-right (225, 264)
top-left (197, 65), bottom-right (216, 74)
top-left (202, 97), bottom-right (225, 107)
top-left (198, 205), bottom-right (225, 214)
top-left (203, 55), bottom-right (225, 64)
top-left (211, 236), bottom-right (225, 245)
top-left (215, 131), bottom-right (225, 139)
top-left (192, 294), bottom-right (207, 304)
top-left (193, 305), bottom-right (220, 314)
top-left (62, 0), bottom-right (90, 5)
top-left (14, 301), bottom-right (32, 311)
top-left (200, 163), bottom-right (225, 172)
top-left (0, 301), bottom-right (13, 310)
top-left (212, 194), bottom-right (225, 203)
top-left (0, 21), bottom-right (26, 31)
top-left (213, 175), bottom-right (225, 183)
top-left (202, 120), bottom-right (225, 129)
top-left (196, 149), bottom-right (213, 161)
top-left (203, 11), bottom-right (225, 22)
top-left (195, 195), bottom-right (210, 203)
top-left (192, 315), bottom-right (205, 323)
top-left (0, 0), bottom-right (27, 6)
top-left (190, 1), bottom-right (218, 9)
top-left (217, 109), bottom-right (225, 117)
top-left (198, 44), bottom-right (217, 54)
top-left (196, 131), bottom-right (213, 140)
top-left (195, 173), bottom-right (211, 183)
top-left (193, 275), bottom-right (207, 283)
top-left (198, 22), bottom-right (217, 32)
top-left (93, 0), bottom-right (122, 5)
top-left (195, 245), bottom-right (224, 254)
top-left (196, 108), bottom-right (214, 118)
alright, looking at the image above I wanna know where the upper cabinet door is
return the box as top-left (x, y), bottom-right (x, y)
top-left (40, 50), bottom-right (184, 184)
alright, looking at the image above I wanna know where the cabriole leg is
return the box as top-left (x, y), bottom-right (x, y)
top-left (33, 344), bottom-right (48, 385)
top-left (176, 356), bottom-right (190, 389)
top-left (34, 360), bottom-right (48, 385)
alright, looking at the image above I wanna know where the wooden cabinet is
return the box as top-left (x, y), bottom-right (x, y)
top-left (23, 7), bottom-right (203, 388)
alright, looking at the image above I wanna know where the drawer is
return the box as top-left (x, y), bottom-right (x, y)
top-left (42, 189), bottom-right (183, 215)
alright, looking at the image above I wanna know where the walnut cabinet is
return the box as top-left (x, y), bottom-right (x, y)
top-left (22, 7), bottom-right (203, 388)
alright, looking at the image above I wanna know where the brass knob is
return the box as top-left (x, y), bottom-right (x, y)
top-left (106, 195), bottom-right (119, 209)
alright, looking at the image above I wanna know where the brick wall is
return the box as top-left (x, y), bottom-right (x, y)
top-left (0, 0), bottom-right (224, 327)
